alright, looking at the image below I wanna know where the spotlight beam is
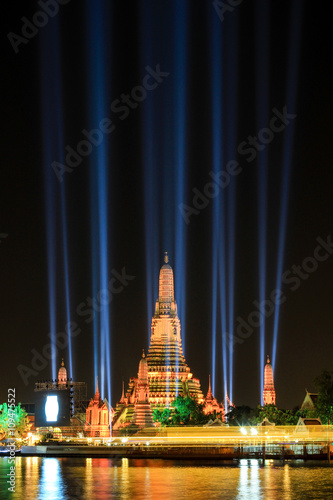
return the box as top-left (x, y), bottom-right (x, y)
top-left (255, 0), bottom-right (270, 404)
top-left (272, 0), bottom-right (302, 371)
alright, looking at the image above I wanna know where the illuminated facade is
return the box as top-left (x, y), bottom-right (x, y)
top-left (263, 355), bottom-right (276, 405)
top-left (147, 253), bottom-right (204, 404)
top-left (203, 375), bottom-right (225, 420)
top-left (85, 379), bottom-right (111, 437)
top-left (113, 254), bottom-right (224, 430)
top-left (132, 351), bottom-right (154, 427)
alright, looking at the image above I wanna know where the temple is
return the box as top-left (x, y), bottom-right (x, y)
top-left (202, 375), bottom-right (225, 417)
top-left (112, 253), bottom-right (225, 431)
top-left (85, 379), bottom-right (112, 437)
top-left (131, 351), bottom-right (154, 427)
top-left (263, 355), bottom-right (276, 405)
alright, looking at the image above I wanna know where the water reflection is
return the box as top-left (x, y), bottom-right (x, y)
top-left (0, 457), bottom-right (333, 499)
top-left (40, 458), bottom-right (64, 499)
top-left (238, 459), bottom-right (261, 498)
top-left (283, 464), bottom-right (291, 500)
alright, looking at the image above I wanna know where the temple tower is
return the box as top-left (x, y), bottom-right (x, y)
top-left (146, 253), bottom-right (203, 405)
top-left (263, 355), bottom-right (276, 405)
top-left (203, 375), bottom-right (225, 419)
top-left (132, 351), bottom-right (154, 427)
top-left (113, 253), bottom-right (204, 430)
top-left (85, 378), bottom-right (111, 437)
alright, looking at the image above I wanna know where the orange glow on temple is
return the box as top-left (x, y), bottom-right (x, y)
top-left (110, 254), bottom-right (225, 432)
top-left (263, 355), bottom-right (276, 405)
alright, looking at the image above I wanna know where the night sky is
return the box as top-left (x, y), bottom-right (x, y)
top-left (1, 0), bottom-right (333, 411)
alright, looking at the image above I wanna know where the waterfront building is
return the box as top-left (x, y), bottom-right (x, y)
top-left (34, 359), bottom-right (88, 415)
top-left (203, 375), bottom-right (225, 420)
top-left (33, 359), bottom-right (89, 437)
top-left (85, 379), bottom-right (111, 437)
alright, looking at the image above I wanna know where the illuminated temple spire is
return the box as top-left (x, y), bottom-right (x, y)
top-left (113, 254), bottom-right (204, 430)
top-left (94, 376), bottom-right (100, 401)
top-left (132, 350), bottom-right (154, 427)
top-left (207, 374), bottom-right (213, 400)
top-left (146, 253), bottom-right (203, 405)
top-left (58, 358), bottom-right (67, 385)
top-left (158, 251), bottom-right (175, 308)
top-left (203, 374), bottom-right (225, 419)
top-left (85, 375), bottom-right (111, 437)
top-left (263, 355), bottom-right (276, 405)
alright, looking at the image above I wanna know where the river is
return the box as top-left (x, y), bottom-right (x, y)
top-left (1, 457), bottom-right (333, 499)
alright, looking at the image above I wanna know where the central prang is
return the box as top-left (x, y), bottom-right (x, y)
top-left (112, 254), bottom-right (225, 431)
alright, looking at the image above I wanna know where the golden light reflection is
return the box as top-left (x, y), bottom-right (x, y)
top-left (283, 464), bottom-right (291, 500)
top-left (1, 456), bottom-right (332, 498)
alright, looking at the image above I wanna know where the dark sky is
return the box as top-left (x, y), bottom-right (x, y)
top-left (1, 0), bottom-right (333, 411)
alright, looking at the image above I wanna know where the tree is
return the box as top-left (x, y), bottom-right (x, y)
top-left (171, 396), bottom-right (209, 425)
top-left (256, 404), bottom-right (300, 425)
top-left (153, 396), bottom-right (210, 426)
top-left (0, 403), bottom-right (30, 440)
top-left (314, 370), bottom-right (333, 424)
top-left (225, 405), bottom-right (257, 426)
top-left (152, 408), bottom-right (172, 426)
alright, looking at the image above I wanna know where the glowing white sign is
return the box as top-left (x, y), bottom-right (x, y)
top-left (45, 395), bottom-right (59, 422)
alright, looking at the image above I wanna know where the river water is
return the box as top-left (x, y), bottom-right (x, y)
top-left (1, 457), bottom-right (333, 499)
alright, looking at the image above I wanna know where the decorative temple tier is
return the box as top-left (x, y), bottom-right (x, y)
top-left (112, 253), bottom-right (223, 431)
top-left (131, 351), bottom-right (154, 427)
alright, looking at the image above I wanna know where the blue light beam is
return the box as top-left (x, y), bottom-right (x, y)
top-left (272, 0), bottom-right (302, 371)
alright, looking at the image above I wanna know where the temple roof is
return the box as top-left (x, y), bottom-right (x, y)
top-left (206, 375), bottom-right (213, 400)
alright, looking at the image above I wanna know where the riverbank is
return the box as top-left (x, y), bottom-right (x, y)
top-left (19, 444), bottom-right (332, 461)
